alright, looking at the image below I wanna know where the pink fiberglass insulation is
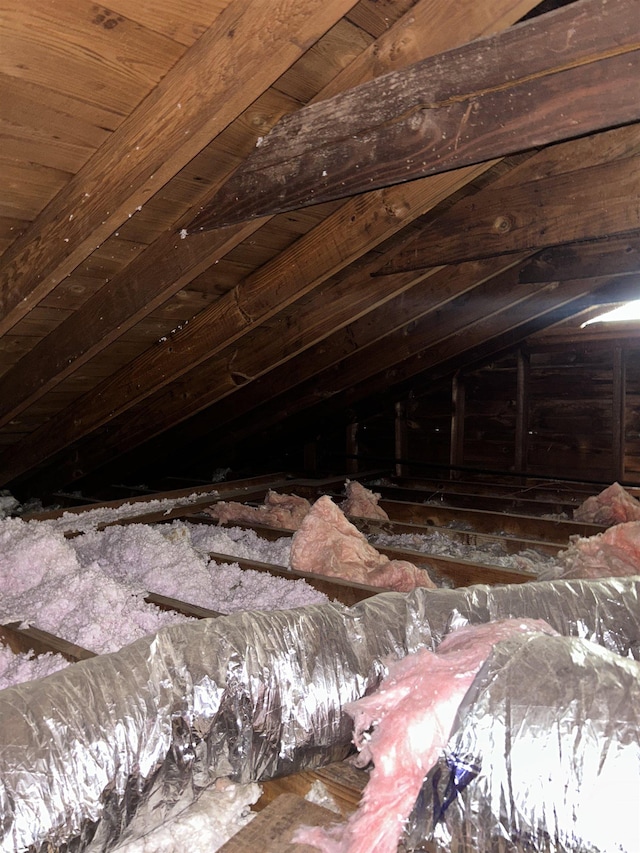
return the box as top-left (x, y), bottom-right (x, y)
top-left (204, 490), bottom-right (311, 530)
top-left (573, 482), bottom-right (640, 526)
top-left (553, 520), bottom-right (640, 579)
top-left (295, 618), bottom-right (558, 853)
top-left (341, 481), bottom-right (389, 521)
top-left (290, 496), bottom-right (436, 591)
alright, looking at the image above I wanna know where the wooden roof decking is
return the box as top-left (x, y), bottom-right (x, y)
top-left (1, 0), bottom-right (639, 494)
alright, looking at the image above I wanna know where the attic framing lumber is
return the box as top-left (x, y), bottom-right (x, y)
top-left (0, 0), bottom-right (537, 438)
top-left (377, 155), bottom-right (640, 271)
top-left (17, 269), bottom-right (600, 490)
top-left (4, 119), bottom-right (628, 485)
top-left (517, 234), bottom-right (640, 283)
top-left (190, 0), bottom-right (640, 229)
top-left (78, 126), bottom-right (640, 470)
top-left (0, 167), bottom-right (494, 487)
top-left (186, 279), bottom-right (612, 465)
top-left (0, 0), bottom-right (361, 336)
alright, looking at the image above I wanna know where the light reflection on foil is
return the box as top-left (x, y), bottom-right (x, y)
top-left (0, 577), bottom-right (638, 851)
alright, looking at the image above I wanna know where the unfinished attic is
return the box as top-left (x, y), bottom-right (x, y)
top-left (1, 0), bottom-right (640, 849)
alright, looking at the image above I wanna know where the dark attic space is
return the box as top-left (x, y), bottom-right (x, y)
top-left (1, 0), bottom-right (640, 850)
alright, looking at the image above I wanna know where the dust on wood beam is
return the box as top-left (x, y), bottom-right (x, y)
top-left (0, 0), bottom-right (361, 337)
top-left (518, 233), bottom-right (640, 283)
top-left (188, 0), bottom-right (640, 230)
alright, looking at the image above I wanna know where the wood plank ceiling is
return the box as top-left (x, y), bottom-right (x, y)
top-left (0, 0), bottom-right (639, 494)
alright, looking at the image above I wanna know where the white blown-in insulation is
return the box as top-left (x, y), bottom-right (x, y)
top-left (0, 514), bottom-right (327, 690)
top-left (0, 646), bottom-right (69, 691)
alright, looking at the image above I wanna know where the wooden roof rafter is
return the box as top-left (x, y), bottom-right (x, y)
top-left (0, 0), bottom-right (548, 487)
top-left (189, 0), bottom-right (640, 230)
top-left (1, 0), bottom-right (638, 494)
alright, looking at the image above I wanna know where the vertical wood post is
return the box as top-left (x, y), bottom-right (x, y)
top-left (515, 347), bottom-right (531, 479)
top-left (303, 440), bottom-right (318, 475)
top-left (450, 371), bottom-right (465, 479)
top-left (394, 401), bottom-right (408, 477)
top-left (346, 421), bottom-right (359, 474)
top-left (613, 344), bottom-right (626, 482)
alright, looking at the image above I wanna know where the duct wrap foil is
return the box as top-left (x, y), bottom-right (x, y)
top-left (403, 633), bottom-right (640, 852)
top-left (0, 577), bottom-right (638, 851)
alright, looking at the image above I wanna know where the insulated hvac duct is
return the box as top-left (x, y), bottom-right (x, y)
top-left (0, 577), bottom-right (638, 851)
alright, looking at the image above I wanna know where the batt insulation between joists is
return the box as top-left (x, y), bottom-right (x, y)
top-left (1, 577), bottom-right (639, 852)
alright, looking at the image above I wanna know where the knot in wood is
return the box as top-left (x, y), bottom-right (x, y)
top-left (492, 214), bottom-right (513, 234)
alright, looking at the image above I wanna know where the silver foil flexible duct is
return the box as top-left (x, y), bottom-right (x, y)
top-left (0, 577), bottom-right (638, 851)
top-left (404, 632), bottom-right (640, 852)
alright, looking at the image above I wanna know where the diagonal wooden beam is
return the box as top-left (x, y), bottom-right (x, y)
top-left (0, 163), bottom-right (495, 486)
top-left (0, 0), bottom-right (362, 336)
top-left (219, 277), bottom-right (612, 451)
top-left (189, 0), bottom-right (640, 229)
top-left (517, 233), bottom-right (640, 283)
top-left (3, 121), bottom-right (636, 486)
top-left (376, 154), bottom-right (640, 271)
top-left (0, 0), bottom-right (538, 432)
top-left (102, 125), bottom-right (640, 437)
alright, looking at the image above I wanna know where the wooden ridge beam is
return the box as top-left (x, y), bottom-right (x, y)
top-left (190, 0), bottom-right (640, 229)
top-left (0, 0), bottom-right (361, 337)
top-left (0, 0), bottom-right (536, 437)
top-left (377, 154), bottom-right (640, 272)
